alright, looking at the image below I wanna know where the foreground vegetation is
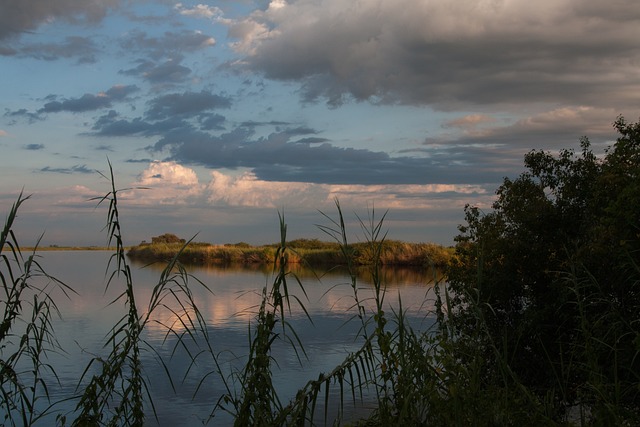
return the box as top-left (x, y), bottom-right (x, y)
top-left (1, 116), bottom-right (639, 426)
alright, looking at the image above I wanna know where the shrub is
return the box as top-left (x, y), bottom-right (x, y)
top-left (150, 233), bottom-right (186, 245)
top-left (447, 116), bottom-right (640, 423)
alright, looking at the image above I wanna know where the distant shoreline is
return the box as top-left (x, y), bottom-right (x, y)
top-left (10, 246), bottom-right (119, 252)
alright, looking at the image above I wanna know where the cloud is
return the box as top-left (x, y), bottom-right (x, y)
top-left (124, 162), bottom-right (489, 211)
top-left (24, 143), bottom-right (44, 150)
top-left (174, 4), bottom-right (224, 20)
top-left (16, 36), bottom-right (98, 63)
top-left (206, 170), bottom-right (317, 208)
top-left (428, 106), bottom-right (620, 150)
top-left (406, 106), bottom-right (623, 182)
top-left (38, 85), bottom-right (139, 114)
top-left (151, 124), bottom-right (511, 185)
top-left (120, 56), bottom-right (192, 84)
top-left (139, 161), bottom-right (200, 187)
top-left (120, 29), bottom-right (216, 59)
top-left (206, 171), bottom-right (487, 209)
top-left (444, 114), bottom-right (497, 132)
top-left (145, 91), bottom-right (231, 121)
top-left (0, 46), bottom-right (17, 56)
top-left (90, 112), bottom-right (191, 137)
top-left (198, 114), bottom-right (226, 131)
top-left (39, 165), bottom-right (95, 174)
top-left (123, 161), bottom-right (205, 205)
top-left (294, 137), bottom-right (330, 144)
top-left (113, 162), bottom-right (229, 206)
top-left (4, 108), bottom-right (42, 124)
top-left (89, 90), bottom-right (231, 136)
top-left (227, 0), bottom-right (640, 109)
top-left (0, 0), bottom-right (122, 40)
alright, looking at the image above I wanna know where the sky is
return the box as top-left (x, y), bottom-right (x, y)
top-left (1, 0), bottom-right (639, 247)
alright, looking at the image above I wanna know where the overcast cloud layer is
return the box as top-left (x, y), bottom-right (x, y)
top-left (0, 0), bottom-right (638, 246)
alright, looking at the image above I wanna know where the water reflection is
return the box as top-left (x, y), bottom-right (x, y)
top-left (19, 251), bottom-right (440, 426)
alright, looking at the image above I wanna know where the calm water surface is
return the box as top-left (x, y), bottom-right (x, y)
top-left (23, 251), bottom-right (439, 426)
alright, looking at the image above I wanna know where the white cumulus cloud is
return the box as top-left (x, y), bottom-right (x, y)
top-left (175, 3), bottom-right (224, 20)
top-left (126, 161), bottom-right (205, 205)
top-left (206, 170), bottom-right (320, 208)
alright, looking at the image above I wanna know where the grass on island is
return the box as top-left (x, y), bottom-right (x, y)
top-left (126, 234), bottom-right (454, 269)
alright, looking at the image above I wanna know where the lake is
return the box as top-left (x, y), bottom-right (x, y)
top-left (6, 250), bottom-right (439, 426)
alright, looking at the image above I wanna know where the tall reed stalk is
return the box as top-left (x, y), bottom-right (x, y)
top-left (210, 212), bottom-right (312, 426)
top-left (68, 163), bottom-right (211, 426)
top-left (0, 192), bottom-right (73, 426)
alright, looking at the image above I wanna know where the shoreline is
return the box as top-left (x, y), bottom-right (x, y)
top-left (6, 246), bottom-right (120, 252)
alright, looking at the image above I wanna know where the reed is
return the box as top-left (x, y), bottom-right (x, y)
top-left (70, 162), bottom-right (212, 426)
top-left (0, 192), bottom-right (74, 426)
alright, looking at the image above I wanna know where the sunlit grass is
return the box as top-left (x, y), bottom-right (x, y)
top-left (126, 238), bottom-right (453, 269)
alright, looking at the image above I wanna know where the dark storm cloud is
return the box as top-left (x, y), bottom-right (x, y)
top-left (39, 165), bottom-right (94, 174)
top-left (0, 0), bottom-right (121, 40)
top-left (119, 29), bottom-right (216, 59)
top-left (17, 36), bottom-right (98, 63)
top-left (231, 0), bottom-right (640, 109)
top-left (151, 125), bottom-right (508, 185)
top-left (38, 85), bottom-right (139, 114)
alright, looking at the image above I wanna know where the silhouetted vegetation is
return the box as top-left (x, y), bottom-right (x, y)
top-left (447, 115), bottom-right (640, 424)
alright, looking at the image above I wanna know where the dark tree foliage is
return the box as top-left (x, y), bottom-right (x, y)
top-left (150, 233), bottom-right (186, 245)
top-left (447, 116), bottom-right (640, 421)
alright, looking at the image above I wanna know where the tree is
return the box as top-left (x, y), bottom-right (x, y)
top-left (447, 116), bottom-right (640, 422)
top-left (150, 233), bottom-right (186, 245)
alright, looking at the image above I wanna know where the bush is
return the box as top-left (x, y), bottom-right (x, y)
top-left (150, 233), bottom-right (186, 245)
top-left (447, 116), bottom-right (640, 423)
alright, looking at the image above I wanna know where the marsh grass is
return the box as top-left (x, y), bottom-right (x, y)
top-left (127, 238), bottom-right (452, 269)
top-left (127, 243), bottom-right (281, 265)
